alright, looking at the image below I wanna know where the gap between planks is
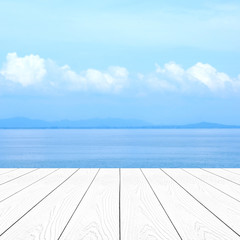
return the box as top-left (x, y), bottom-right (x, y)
top-left (1, 168), bottom-right (240, 240)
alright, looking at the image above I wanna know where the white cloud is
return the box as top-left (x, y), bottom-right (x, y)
top-left (1, 52), bottom-right (240, 95)
top-left (187, 62), bottom-right (232, 91)
top-left (156, 62), bottom-right (185, 81)
top-left (0, 53), bottom-right (129, 93)
top-left (146, 62), bottom-right (188, 92)
top-left (61, 65), bottom-right (128, 93)
top-left (60, 65), bottom-right (87, 90)
top-left (86, 66), bottom-right (128, 92)
top-left (145, 61), bottom-right (240, 94)
top-left (0, 53), bottom-right (46, 87)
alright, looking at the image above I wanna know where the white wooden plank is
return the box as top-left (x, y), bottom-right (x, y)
top-left (0, 169), bottom-right (99, 240)
top-left (58, 168), bottom-right (119, 240)
top-left (221, 168), bottom-right (240, 176)
top-left (0, 169), bottom-right (37, 185)
top-left (121, 168), bottom-right (180, 240)
top-left (183, 168), bottom-right (240, 203)
top-left (0, 169), bottom-right (19, 176)
top-left (164, 168), bottom-right (240, 236)
top-left (202, 168), bottom-right (240, 185)
top-left (0, 169), bottom-right (58, 203)
top-left (143, 168), bottom-right (240, 240)
top-left (0, 168), bottom-right (77, 236)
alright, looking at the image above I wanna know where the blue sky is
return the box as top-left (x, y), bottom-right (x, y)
top-left (0, 0), bottom-right (240, 124)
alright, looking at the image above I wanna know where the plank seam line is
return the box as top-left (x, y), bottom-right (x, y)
top-left (140, 169), bottom-right (183, 240)
top-left (119, 168), bottom-right (121, 240)
top-left (57, 168), bottom-right (100, 240)
top-left (181, 169), bottom-right (240, 204)
top-left (221, 168), bottom-right (240, 177)
top-left (201, 169), bottom-right (240, 186)
top-left (161, 169), bottom-right (240, 237)
top-left (0, 169), bottom-right (39, 186)
top-left (0, 169), bottom-right (80, 237)
top-left (0, 169), bottom-right (19, 176)
top-left (0, 169), bottom-right (60, 204)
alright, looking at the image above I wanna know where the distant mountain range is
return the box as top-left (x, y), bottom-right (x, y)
top-left (0, 117), bottom-right (239, 129)
top-left (158, 122), bottom-right (240, 129)
top-left (0, 117), bottom-right (149, 128)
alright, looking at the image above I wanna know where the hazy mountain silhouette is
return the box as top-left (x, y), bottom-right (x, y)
top-left (155, 122), bottom-right (240, 129)
top-left (0, 117), bottom-right (150, 128)
top-left (0, 118), bottom-right (240, 129)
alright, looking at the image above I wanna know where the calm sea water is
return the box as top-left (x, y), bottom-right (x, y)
top-left (0, 129), bottom-right (240, 168)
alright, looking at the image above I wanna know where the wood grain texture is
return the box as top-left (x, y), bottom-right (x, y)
top-left (0, 169), bottom-right (76, 236)
top-left (163, 169), bottom-right (240, 236)
top-left (1, 169), bottom-right (99, 240)
top-left (183, 168), bottom-right (240, 203)
top-left (0, 168), bottom-right (240, 240)
top-left (58, 168), bottom-right (119, 240)
top-left (0, 169), bottom-right (37, 185)
top-left (121, 168), bottom-right (180, 240)
top-left (0, 169), bottom-right (57, 203)
top-left (143, 168), bottom-right (240, 240)
top-left (202, 168), bottom-right (240, 185)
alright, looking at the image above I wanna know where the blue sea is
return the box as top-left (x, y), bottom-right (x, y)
top-left (0, 129), bottom-right (239, 168)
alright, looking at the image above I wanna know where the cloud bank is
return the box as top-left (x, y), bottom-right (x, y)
top-left (0, 53), bottom-right (239, 95)
top-left (0, 53), bottom-right (129, 93)
top-left (61, 65), bottom-right (128, 93)
top-left (145, 62), bottom-right (240, 93)
top-left (0, 53), bottom-right (46, 87)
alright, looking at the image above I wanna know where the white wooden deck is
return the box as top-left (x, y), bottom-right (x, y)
top-left (0, 168), bottom-right (240, 240)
